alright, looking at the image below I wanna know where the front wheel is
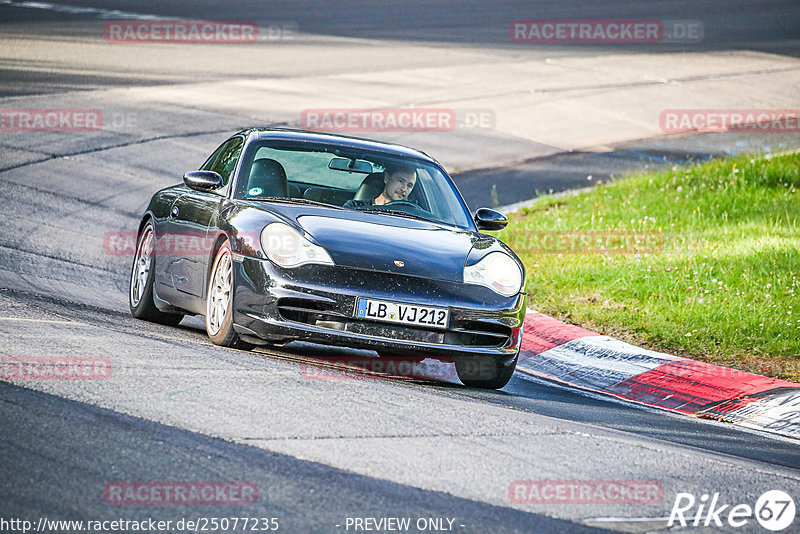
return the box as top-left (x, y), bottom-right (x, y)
top-left (129, 220), bottom-right (184, 326)
top-left (206, 241), bottom-right (253, 350)
top-left (455, 352), bottom-right (518, 389)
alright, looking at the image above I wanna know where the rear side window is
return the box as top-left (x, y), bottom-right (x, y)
top-left (201, 137), bottom-right (244, 186)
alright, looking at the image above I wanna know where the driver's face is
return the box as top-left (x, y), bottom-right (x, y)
top-left (384, 171), bottom-right (416, 201)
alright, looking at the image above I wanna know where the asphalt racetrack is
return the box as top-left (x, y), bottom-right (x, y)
top-left (1, 1), bottom-right (800, 533)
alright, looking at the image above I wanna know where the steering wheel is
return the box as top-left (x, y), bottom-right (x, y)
top-left (383, 200), bottom-right (420, 209)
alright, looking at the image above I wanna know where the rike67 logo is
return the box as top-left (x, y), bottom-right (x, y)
top-left (669, 490), bottom-right (795, 531)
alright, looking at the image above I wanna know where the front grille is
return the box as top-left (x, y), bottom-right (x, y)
top-left (276, 297), bottom-right (512, 347)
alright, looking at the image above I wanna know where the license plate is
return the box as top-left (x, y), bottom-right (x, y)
top-left (355, 298), bottom-right (449, 330)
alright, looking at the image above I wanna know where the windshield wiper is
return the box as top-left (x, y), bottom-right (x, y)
top-left (360, 208), bottom-right (438, 224)
top-left (245, 196), bottom-right (343, 209)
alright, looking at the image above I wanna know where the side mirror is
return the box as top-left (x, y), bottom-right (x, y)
top-left (474, 208), bottom-right (508, 231)
top-left (183, 170), bottom-right (223, 191)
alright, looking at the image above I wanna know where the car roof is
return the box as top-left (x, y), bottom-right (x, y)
top-left (237, 128), bottom-right (438, 164)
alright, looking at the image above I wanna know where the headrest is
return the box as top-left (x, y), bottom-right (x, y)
top-left (247, 158), bottom-right (288, 197)
top-left (353, 172), bottom-right (386, 201)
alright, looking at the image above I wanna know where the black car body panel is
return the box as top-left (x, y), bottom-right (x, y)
top-left (138, 128), bottom-right (527, 364)
top-left (232, 256), bottom-right (525, 360)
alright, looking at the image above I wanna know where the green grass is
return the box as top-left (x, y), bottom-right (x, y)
top-left (498, 151), bottom-right (800, 381)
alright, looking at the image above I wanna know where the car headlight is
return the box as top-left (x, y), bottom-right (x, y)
top-left (260, 223), bottom-right (334, 268)
top-left (463, 252), bottom-right (522, 297)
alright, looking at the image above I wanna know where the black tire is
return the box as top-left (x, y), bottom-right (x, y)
top-left (129, 220), bottom-right (184, 326)
top-left (205, 241), bottom-right (253, 350)
top-left (455, 352), bottom-right (518, 389)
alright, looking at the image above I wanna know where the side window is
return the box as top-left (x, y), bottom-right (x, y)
top-left (201, 137), bottom-right (244, 186)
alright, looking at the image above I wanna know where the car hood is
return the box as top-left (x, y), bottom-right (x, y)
top-left (296, 213), bottom-right (478, 282)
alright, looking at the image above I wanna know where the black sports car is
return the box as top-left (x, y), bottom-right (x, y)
top-left (129, 128), bottom-right (526, 388)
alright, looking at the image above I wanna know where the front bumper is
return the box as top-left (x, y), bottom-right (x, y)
top-left (231, 256), bottom-right (526, 362)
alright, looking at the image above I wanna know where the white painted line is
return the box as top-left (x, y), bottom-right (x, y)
top-left (8, 1), bottom-right (172, 21)
top-left (584, 516), bottom-right (671, 523)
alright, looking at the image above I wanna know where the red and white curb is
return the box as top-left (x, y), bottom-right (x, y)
top-left (516, 311), bottom-right (800, 440)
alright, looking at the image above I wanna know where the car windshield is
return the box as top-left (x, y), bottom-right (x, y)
top-left (234, 140), bottom-right (473, 229)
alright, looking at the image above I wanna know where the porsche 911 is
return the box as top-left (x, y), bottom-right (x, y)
top-left (129, 128), bottom-right (526, 388)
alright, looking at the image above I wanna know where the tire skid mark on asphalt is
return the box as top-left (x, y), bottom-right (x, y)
top-left (0, 243), bottom-right (124, 275)
top-left (2, 176), bottom-right (142, 219)
top-left (0, 127), bottom-right (248, 174)
top-left (0, 287), bottom-right (422, 382)
top-left (163, 381), bottom-right (214, 401)
top-left (0, 316), bottom-right (79, 324)
top-left (0, 287), bottom-right (217, 349)
top-left (10, 281), bottom-right (492, 390)
top-left (0, 161), bottom-right (153, 220)
top-left (0, 140), bottom-right (53, 157)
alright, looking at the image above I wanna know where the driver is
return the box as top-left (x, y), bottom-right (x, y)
top-left (344, 164), bottom-right (417, 209)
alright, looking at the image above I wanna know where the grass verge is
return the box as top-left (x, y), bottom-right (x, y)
top-left (497, 151), bottom-right (800, 381)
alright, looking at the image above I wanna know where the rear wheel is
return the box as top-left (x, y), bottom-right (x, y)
top-left (206, 241), bottom-right (253, 350)
top-left (129, 220), bottom-right (184, 326)
top-left (455, 352), bottom-right (518, 389)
